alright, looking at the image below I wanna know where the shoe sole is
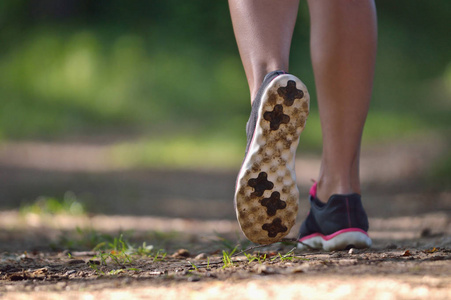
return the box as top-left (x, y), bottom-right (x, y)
top-left (235, 74), bottom-right (309, 245)
top-left (297, 228), bottom-right (372, 251)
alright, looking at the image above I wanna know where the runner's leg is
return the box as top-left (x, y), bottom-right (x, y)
top-left (228, 0), bottom-right (300, 101)
top-left (307, 0), bottom-right (377, 202)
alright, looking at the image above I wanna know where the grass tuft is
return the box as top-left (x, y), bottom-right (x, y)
top-left (222, 247), bottom-right (237, 269)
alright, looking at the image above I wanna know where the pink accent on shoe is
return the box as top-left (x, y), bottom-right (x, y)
top-left (309, 182), bottom-right (317, 198)
top-left (298, 228), bottom-right (369, 242)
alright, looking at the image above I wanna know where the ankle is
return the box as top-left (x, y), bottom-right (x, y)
top-left (315, 178), bottom-right (359, 203)
top-left (250, 63), bottom-right (287, 101)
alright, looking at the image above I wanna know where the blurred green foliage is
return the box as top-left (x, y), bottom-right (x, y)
top-left (19, 192), bottom-right (86, 215)
top-left (0, 0), bottom-right (449, 161)
top-left (0, 0), bottom-right (248, 141)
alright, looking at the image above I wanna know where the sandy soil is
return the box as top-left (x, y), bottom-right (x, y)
top-left (0, 135), bottom-right (450, 299)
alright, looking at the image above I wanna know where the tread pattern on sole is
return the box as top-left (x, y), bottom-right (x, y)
top-left (277, 80), bottom-right (304, 106)
top-left (260, 192), bottom-right (286, 216)
top-left (262, 218), bottom-right (287, 238)
top-left (263, 104), bottom-right (290, 130)
top-left (247, 172), bottom-right (274, 197)
top-left (235, 75), bottom-right (310, 245)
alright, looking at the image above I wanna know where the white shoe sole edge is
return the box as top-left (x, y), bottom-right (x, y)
top-left (297, 230), bottom-right (372, 251)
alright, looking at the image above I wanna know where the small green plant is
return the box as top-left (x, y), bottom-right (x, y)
top-left (96, 252), bottom-right (109, 265)
top-left (61, 230), bottom-right (169, 267)
top-left (85, 232), bottom-right (169, 268)
top-left (108, 251), bottom-right (133, 265)
top-left (93, 234), bottom-right (129, 253)
top-left (58, 227), bottom-right (117, 250)
top-left (127, 268), bottom-right (141, 272)
top-left (243, 251), bottom-right (268, 264)
top-left (108, 269), bottom-right (124, 275)
top-left (108, 234), bottom-right (132, 253)
top-left (270, 249), bottom-right (310, 262)
top-left (188, 261), bottom-right (199, 272)
top-left (272, 252), bottom-right (293, 262)
top-left (222, 247), bottom-right (237, 269)
top-left (152, 250), bottom-right (167, 262)
top-left (88, 262), bottom-right (105, 275)
top-left (136, 242), bottom-right (154, 256)
top-left (256, 252), bottom-right (266, 264)
top-left (271, 249), bottom-right (295, 262)
top-left (91, 234), bottom-right (138, 265)
top-left (244, 252), bottom-right (258, 264)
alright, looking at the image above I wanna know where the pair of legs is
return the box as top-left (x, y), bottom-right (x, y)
top-left (229, 0), bottom-right (377, 203)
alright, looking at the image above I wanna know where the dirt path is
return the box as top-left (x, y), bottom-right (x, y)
top-left (0, 210), bottom-right (450, 299)
top-left (0, 136), bottom-right (450, 298)
top-left (2, 250), bottom-right (450, 300)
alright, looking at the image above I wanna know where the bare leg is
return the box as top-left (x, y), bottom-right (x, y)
top-left (228, 0), bottom-right (300, 101)
top-left (307, 0), bottom-right (377, 202)
top-left (229, 0), bottom-right (377, 202)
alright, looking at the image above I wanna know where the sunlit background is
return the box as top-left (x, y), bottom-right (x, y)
top-left (0, 0), bottom-right (449, 219)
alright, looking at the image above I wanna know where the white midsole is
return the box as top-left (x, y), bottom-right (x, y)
top-left (297, 231), bottom-right (372, 251)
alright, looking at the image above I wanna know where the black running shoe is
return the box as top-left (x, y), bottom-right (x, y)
top-left (297, 183), bottom-right (372, 251)
top-left (234, 70), bottom-right (310, 245)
